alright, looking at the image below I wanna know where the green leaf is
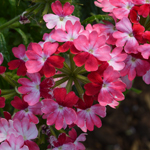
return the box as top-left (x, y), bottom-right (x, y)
top-left (8, 0), bottom-right (16, 16)
top-left (82, 14), bottom-right (114, 25)
top-left (0, 32), bottom-right (10, 62)
top-left (131, 87), bottom-right (142, 94)
top-left (13, 28), bottom-right (28, 46)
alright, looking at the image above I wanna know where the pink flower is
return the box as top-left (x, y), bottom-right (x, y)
top-left (75, 94), bottom-right (106, 132)
top-left (26, 42), bottom-right (65, 78)
top-left (42, 88), bottom-right (78, 130)
top-left (49, 133), bottom-right (75, 150)
top-left (66, 128), bottom-right (87, 150)
top-left (73, 31), bottom-right (111, 71)
top-left (0, 118), bottom-right (13, 142)
top-left (0, 134), bottom-right (29, 150)
top-left (39, 30), bottom-right (56, 48)
top-left (120, 54), bottom-right (150, 81)
top-left (109, 0), bottom-right (134, 19)
top-left (13, 117), bottom-right (38, 141)
top-left (94, 0), bottom-right (116, 12)
top-left (0, 53), bottom-right (6, 74)
top-left (8, 44), bottom-right (28, 76)
top-left (11, 96), bottom-right (42, 124)
top-left (143, 67), bottom-right (150, 84)
top-left (138, 44), bottom-right (150, 59)
top-left (43, 0), bottom-right (79, 30)
top-left (51, 20), bottom-right (83, 53)
top-left (85, 66), bottom-right (126, 107)
top-left (113, 17), bottom-right (139, 54)
top-left (107, 47), bottom-right (127, 71)
top-left (18, 73), bottom-right (41, 106)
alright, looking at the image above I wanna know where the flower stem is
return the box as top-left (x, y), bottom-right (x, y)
top-left (66, 77), bottom-right (73, 93)
top-left (53, 73), bottom-right (67, 78)
top-left (57, 67), bottom-right (70, 75)
top-left (49, 126), bottom-right (56, 137)
top-left (73, 78), bottom-right (84, 98)
top-left (53, 77), bottom-right (69, 88)
top-left (0, 4), bottom-right (39, 31)
top-left (76, 74), bottom-right (90, 84)
top-left (0, 89), bottom-right (16, 95)
top-left (70, 53), bottom-right (75, 72)
top-left (2, 92), bottom-right (17, 100)
top-left (63, 61), bottom-right (71, 71)
top-left (1, 73), bottom-right (18, 87)
top-left (73, 65), bottom-right (85, 74)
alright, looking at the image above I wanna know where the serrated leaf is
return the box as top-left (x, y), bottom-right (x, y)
top-left (82, 14), bottom-right (113, 25)
top-left (0, 32), bottom-right (10, 62)
top-left (131, 87), bottom-right (142, 94)
top-left (13, 28), bottom-right (28, 46)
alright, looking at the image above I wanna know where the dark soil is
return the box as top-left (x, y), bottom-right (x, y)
top-left (84, 77), bottom-right (150, 150)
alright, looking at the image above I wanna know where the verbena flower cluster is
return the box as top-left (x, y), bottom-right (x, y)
top-left (0, 0), bottom-right (150, 149)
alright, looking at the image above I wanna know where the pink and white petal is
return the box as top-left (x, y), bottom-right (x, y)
top-left (0, 142), bottom-right (12, 150)
top-left (12, 44), bottom-right (26, 59)
top-left (43, 42), bottom-right (58, 57)
top-left (124, 37), bottom-right (139, 54)
top-left (18, 86), bottom-right (32, 94)
top-left (73, 35), bottom-right (89, 51)
top-left (27, 73), bottom-right (41, 84)
top-left (89, 31), bottom-right (98, 47)
top-left (116, 17), bottom-right (132, 33)
top-left (143, 69), bottom-right (150, 84)
top-left (86, 114), bottom-right (94, 131)
top-left (94, 45), bottom-right (111, 61)
top-left (30, 43), bottom-right (43, 56)
top-left (51, 29), bottom-right (68, 42)
top-left (91, 114), bottom-right (102, 128)
top-left (91, 104), bottom-right (106, 118)
top-left (18, 78), bottom-right (33, 86)
top-left (25, 50), bottom-right (40, 60)
top-left (55, 112), bottom-right (64, 130)
top-left (47, 111), bottom-right (58, 126)
top-left (43, 14), bottom-right (59, 29)
top-left (75, 111), bottom-right (86, 128)
top-left (41, 99), bottom-right (58, 114)
top-left (26, 60), bottom-right (43, 73)
top-left (24, 91), bottom-right (40, 106)
top-left (63, 108), bottom-right (77, 124)
top-left (98, 89), bottom-right (113, 106)
top-left (128, 67), bottom-right (136, 81)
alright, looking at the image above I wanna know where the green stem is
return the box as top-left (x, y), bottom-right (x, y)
top-left (1, 73), bottom-right (18, 87)
top-left (78, 68), bottom-right (88, 74)
top-left (0, 4), bottom-right (39, 31)
top-left (70, 53), bottom-right (75, 72)
top-left (76, 74), bottom-right (90, 84)
top-left (50, 126), bottom-right (56, 137)
top-left (58, 129), bottom-right (66, 134)
top-left (73, 65), bottom-right (85, 74)
top-left (57, 67), bottom-right (70, 75)
top-left (2, 92), bottom-right (17, 100)
top-left (53, 73), bottom-right (67, 78)
top-left (53, 77), bottom-right (69, 88)
top-left (0, 89), bottom-right (16, 95)
top-left (63, 61), bottom-right (71, 71)
top-left (66, 77), bottom-right (73, 93)
top-left (73, 78), bottom-right (84, 98)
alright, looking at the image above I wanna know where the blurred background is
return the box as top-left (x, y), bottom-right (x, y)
top-left (0, 0), bottom-right (150, 150)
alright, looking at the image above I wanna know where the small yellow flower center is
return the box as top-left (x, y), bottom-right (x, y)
top-left (89, 49), bottom-right (93, 54)
top-left (59, 17), bottom-right (64, 21)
